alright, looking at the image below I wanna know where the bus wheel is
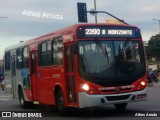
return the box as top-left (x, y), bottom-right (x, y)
top-left (18, 89), bottom-right (28, 108)
top-left (56, 90), bottom-right (67, 115)
top-left (114, 103), bottom-right (127, 110)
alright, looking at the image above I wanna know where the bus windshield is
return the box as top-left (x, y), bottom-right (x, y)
top-left (78, 40), bottom-right (146, 86)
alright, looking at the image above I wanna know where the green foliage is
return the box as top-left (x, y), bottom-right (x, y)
top-left (146, 34), bottom-right (160, 62)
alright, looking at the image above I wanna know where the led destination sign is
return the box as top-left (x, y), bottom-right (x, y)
top-left (77, 26), bottom-right (141, 38)
top-left (108, 30), bottom-right (132, 35)
top-left (85, 29), bottom-right (132, 36)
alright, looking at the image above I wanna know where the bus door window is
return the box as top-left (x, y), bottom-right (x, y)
top-left (22, 47), bottom-right (30, 88)
top-left (65, 45), bottom-right (77, 103)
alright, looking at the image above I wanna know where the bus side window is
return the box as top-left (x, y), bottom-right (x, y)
top-left (38, 43), bottom-right (41, 66)
top-left (39, 40), bottom-right (52, 67)
top-left (16, 48), bottom-right (22, 69)
top-left (41, 42), bottom-right (47, 66)
top-left (5, 51), bottom-right (11, 70)
top-left (52, 37), bottom-right (63, 66)
top-left (22, 47), bottom-right (29, 68)
top-left (47, 41), bottom-right (52, 66)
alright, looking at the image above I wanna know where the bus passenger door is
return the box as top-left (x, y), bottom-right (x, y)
top-left (65, 45), bottom-right (78, 106)
top-left (30, 52), bottom-right (38, 101)
top-left (11, 55), bottom-right (16, 98)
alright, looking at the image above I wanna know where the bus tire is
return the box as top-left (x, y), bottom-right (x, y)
top-left (56, 90), bottom-right (67, 116)
top-left (18, 89), bottom-right (28, 108)
top-left (114, 103), bottom-right (127, 110)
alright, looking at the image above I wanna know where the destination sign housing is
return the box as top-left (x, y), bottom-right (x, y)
top-left (77, 26), bottom-right (141, 38)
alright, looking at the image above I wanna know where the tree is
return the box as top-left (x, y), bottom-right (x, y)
top-left (145, 34), bottom-right (160, 63)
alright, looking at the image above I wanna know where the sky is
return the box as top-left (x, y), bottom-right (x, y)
top-left (0, 0), bottom-right (160, 59)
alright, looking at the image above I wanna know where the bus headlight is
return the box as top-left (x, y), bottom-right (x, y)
top-left (136, 80), bottom-right (147, 90)
top-left (80, 83), bottom-right (99, 94)
top-left (141, 81), bottom-right (146, 86)
top-left (81, 84), bottom-right (89, 91)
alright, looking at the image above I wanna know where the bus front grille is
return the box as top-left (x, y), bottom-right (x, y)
top-left (106, 95), bottom-right (130, 101)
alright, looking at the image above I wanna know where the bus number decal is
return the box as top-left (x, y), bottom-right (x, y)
top-left (85, 29), bottom-right (101, 35)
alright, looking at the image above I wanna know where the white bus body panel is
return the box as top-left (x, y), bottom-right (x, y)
top-left (78, 87), bottom-right (147, 108)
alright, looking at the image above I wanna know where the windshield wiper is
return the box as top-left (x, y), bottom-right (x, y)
top-left (95, 40), bottom-right (109, 64)
top-left (118, 41), bottom-right (130, 59)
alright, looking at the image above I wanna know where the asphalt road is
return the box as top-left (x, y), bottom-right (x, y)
top-left (0, 82), bottom-right (160, 120)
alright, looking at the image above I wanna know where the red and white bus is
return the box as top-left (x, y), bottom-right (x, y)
top-left (4, 23), bottom-right (147, 113)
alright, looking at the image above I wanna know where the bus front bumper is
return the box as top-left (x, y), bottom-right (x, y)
top-left (78, 88), bottom-right (147, 108)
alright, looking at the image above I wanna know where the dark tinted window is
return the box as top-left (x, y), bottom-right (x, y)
top-left (39, 40), bottom-right (52, 66)
top-left (5, 52), bottom-right (10, 70)
top-left (78, 40), bottom-right (146, 86)
top-left (0, 72), bottom-right (4, 76)
top-left (0, 72), bottom-right (4, 82)
top-left (114, 41), bottom-right (144, 76)
top-left (79, 41), bottom-right (115, 77)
